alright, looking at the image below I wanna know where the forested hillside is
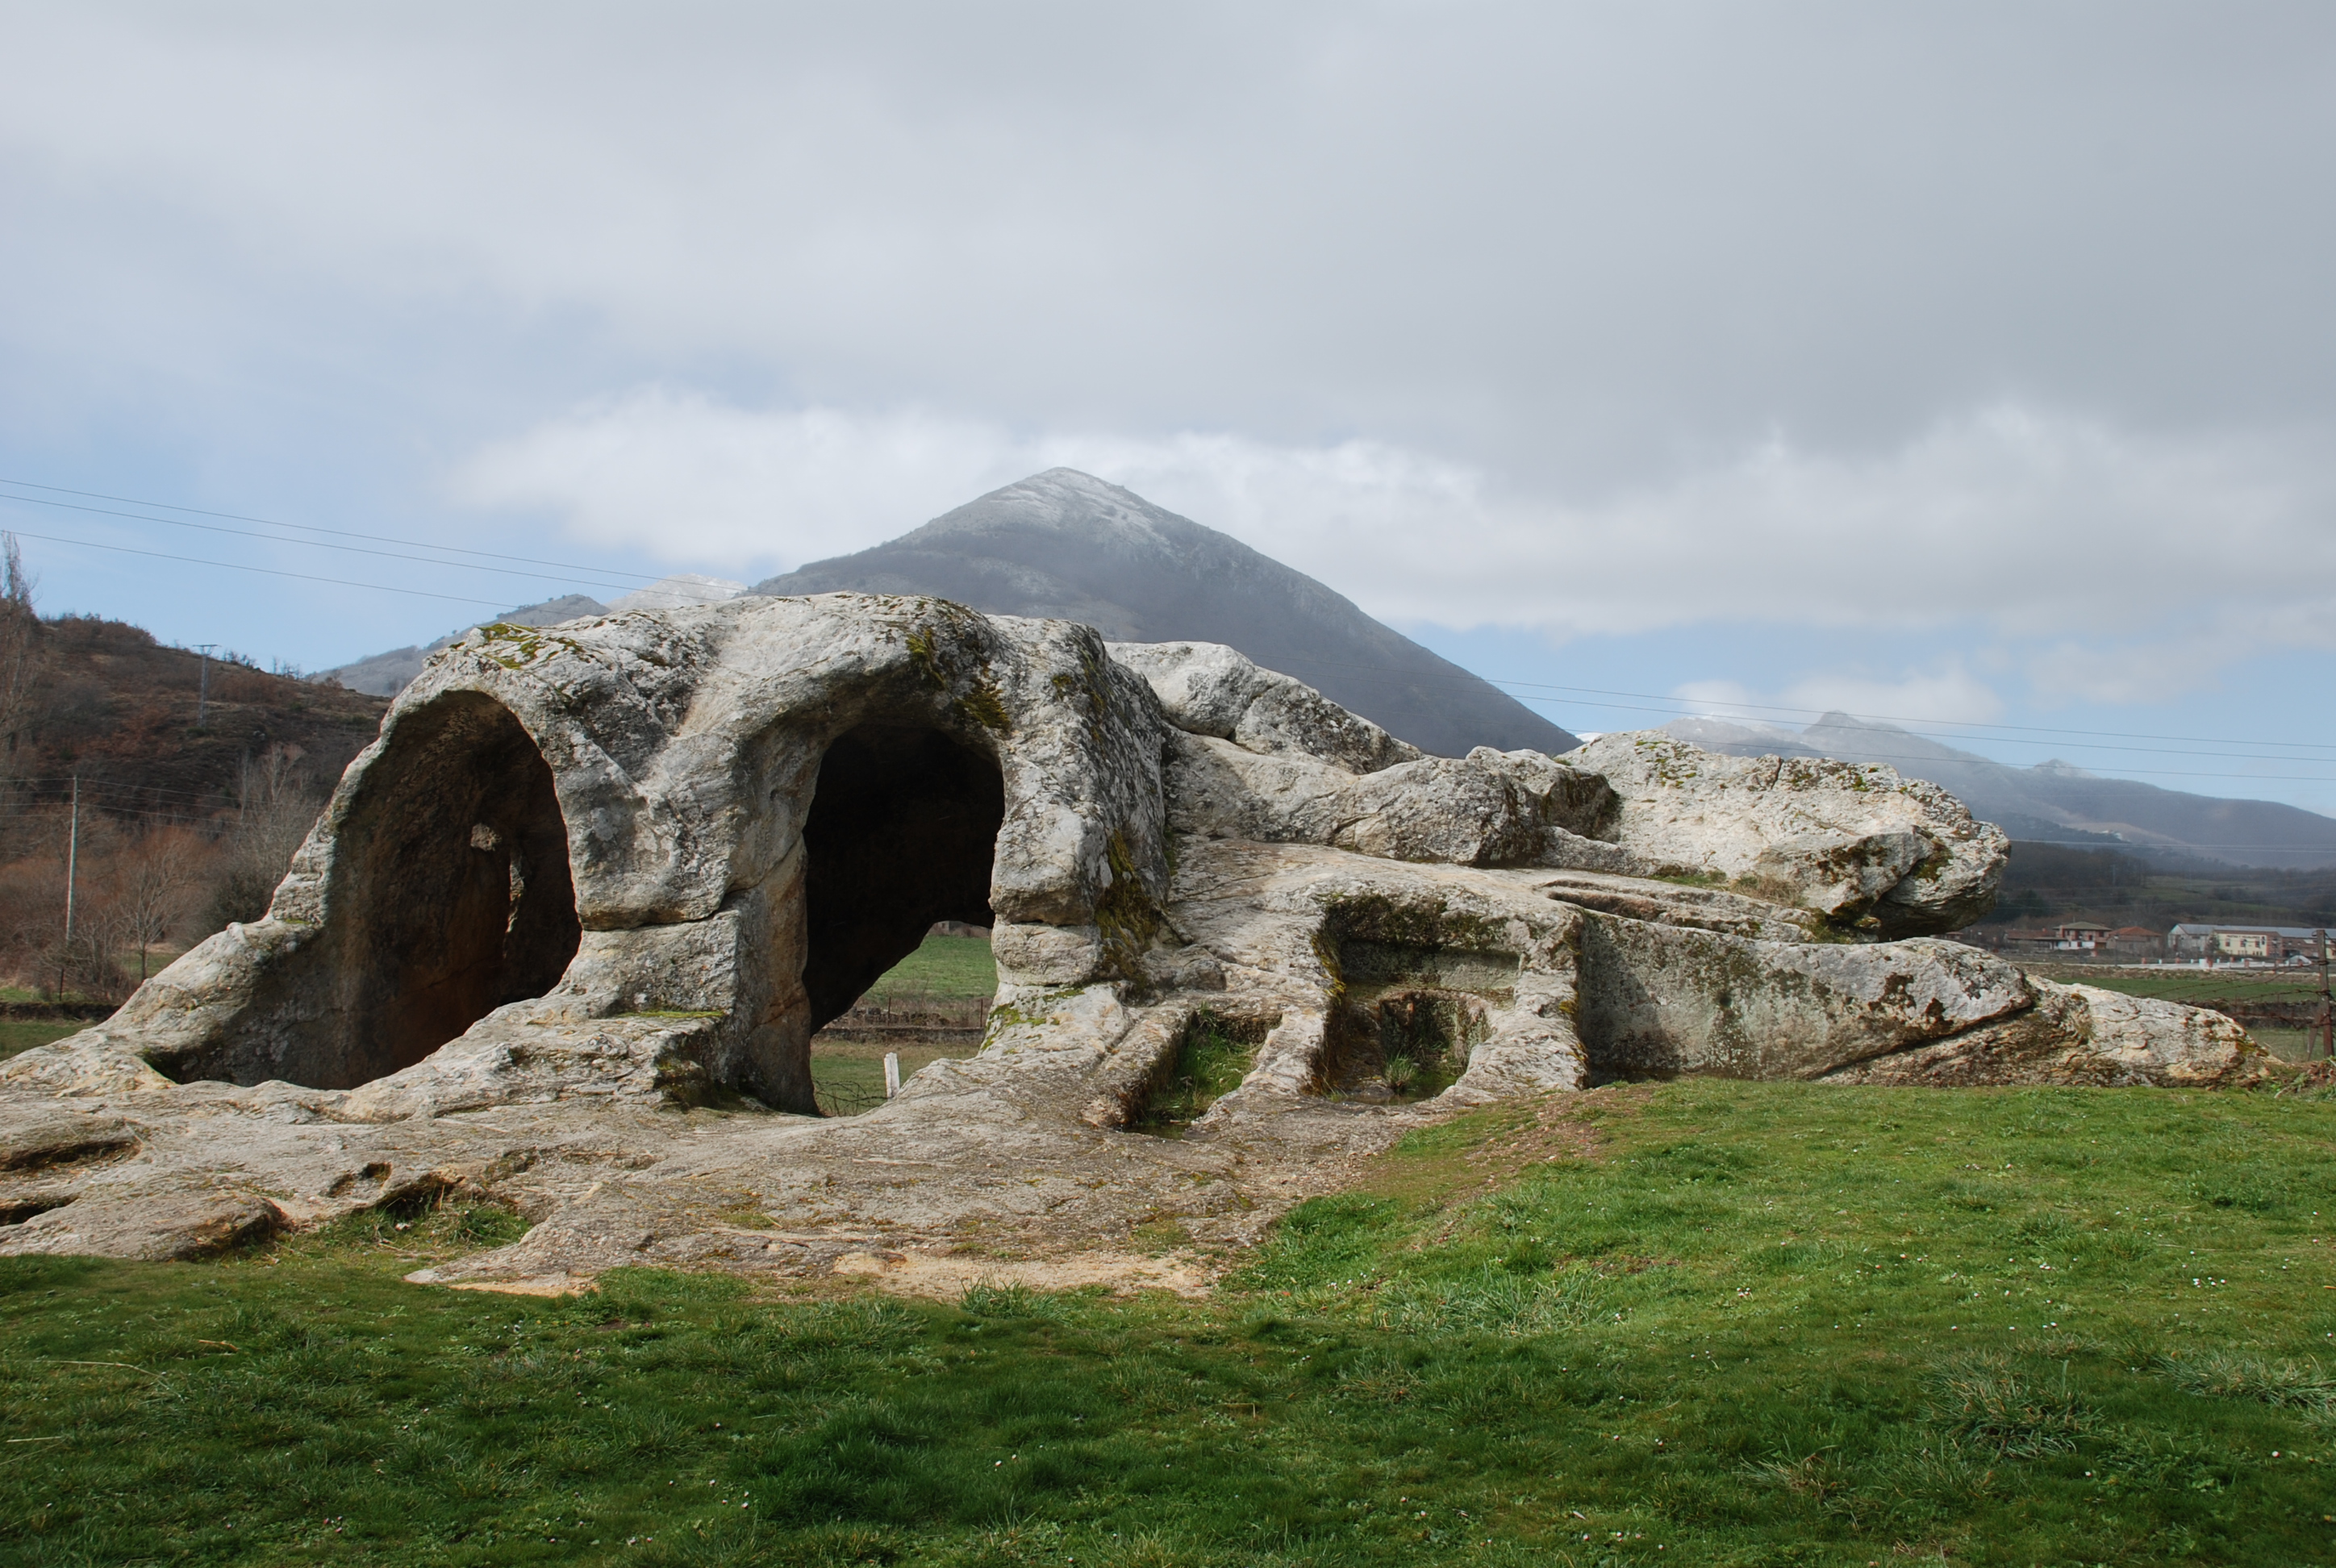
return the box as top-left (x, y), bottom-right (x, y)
top-left (1981, 840), bottom-right (2336, 931)
top-left (0, 590), bottom-right (388, 999)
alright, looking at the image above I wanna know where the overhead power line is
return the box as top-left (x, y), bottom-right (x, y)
top-left (15, 473), bottom-right (2321, 757)
top-left (1483, 691), bottom-right (2336, 777)
top-left (0, 528), bottom-right (515, 610)
top-left (1271, 652), bottom-right (2336, 758)
top-left (18, 528), bottom-right (2331, 787)
top-left (0, 476), bottom-right (671, 585)
top-left (0, 491), bottom-right (711, 603)
top-left (6, 474), bottom-right (2331, 789)
top-left (2005, 844), bottom-right (2336, 854)
top-left (1486, 675), bottom-right (2336, 754)
top-left (16, 778), bottom-right (239, 806)
top-left (1266, 654), bottom-right (2336, 785)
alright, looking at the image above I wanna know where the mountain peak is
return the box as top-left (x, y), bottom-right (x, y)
top-left (604, 573), bottom-right (745, 614)
top-left (899, 469), bottom-right (1220, 560)
top-left (934, 467), bottom-right (1128, 519)
top-left (754, 471), bottom-right (1574, 757)
top-left (1804, 710), bottom-right (1904, 735)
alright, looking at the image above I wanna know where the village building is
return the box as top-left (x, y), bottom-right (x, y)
top-left (2166, 924), bottom-right (2334, 964)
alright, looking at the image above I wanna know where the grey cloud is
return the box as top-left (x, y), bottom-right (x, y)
top-left (3, 2), bottom-right (2330, 482)
top-left (454, 396), bottom-right (2336, 661)
top-left (2, 0), bottom-right (2333, 786)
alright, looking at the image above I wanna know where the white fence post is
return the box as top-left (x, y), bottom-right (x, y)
top-left (883, 1053), bottom-right (901, 1098)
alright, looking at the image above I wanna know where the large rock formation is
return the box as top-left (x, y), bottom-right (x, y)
top-left (1666, 711), bottom-right (2336, 871)
top-left (0, 595), bottom-right (2262, 1275)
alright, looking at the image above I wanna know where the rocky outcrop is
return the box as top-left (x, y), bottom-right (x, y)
top-left (1108, 640), bottom-right (1421, 774)
top-left (1564, 733), bottom-right (2008, 936)
top-left (1820, 981), bottom-right (2260, 1087)
top-left (1124, 649), bottom-right (1995, 938)
top-left (0, 593), bottom-right (2258, 1278)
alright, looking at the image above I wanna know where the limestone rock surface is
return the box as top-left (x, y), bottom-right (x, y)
top-left (1109, 640), bottom-right (1420, 774)
top-left (0, 592), bottom-right (2257, 1280)
top-left (1564, 732), bottom-right (2008, 935)
top-left (1821, 981), bottom-right (2260, 1087)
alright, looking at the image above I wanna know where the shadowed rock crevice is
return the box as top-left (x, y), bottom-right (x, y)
top-left (149, 690), bottom-right (582, 1091)
top-left (800, 723), bottom-right (1004, 1036)
top-left (319, 691), bottom-right (582, 1086)
top-left (1320, 938), bottom-right (1516, 1101)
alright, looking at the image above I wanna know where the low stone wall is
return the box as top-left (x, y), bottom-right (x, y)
top-left (812, 995), bottom-right (991, 1049)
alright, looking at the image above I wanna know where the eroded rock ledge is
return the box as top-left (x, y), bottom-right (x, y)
top-left (0, 595), bottom-right (2260, 1274)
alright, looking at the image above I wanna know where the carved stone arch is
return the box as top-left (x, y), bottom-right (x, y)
top-left (164, 689), bottom-right (582, 1089)
top-left (795, 720), bottom-right (1005, 1037)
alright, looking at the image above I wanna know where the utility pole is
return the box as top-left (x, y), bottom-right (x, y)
top-left (60, 774), bottom-right (77, 999)
top-left (194, 643), bottom-right (216, 728)
top-left (2317, 928), bottom-right (2331, 1061)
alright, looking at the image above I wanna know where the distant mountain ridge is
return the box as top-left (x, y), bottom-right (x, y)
top-left (321, 577), bottom-right (742, 696)
top-left (1665, 712), bottom-right (2336, 870)
top-left (752, 469), bottom-right (1575, 757)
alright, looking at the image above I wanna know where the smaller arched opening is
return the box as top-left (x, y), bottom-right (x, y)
top-left (335, 693), bottom-right (581, 1082)
top-left (267, 692), bottom-right (581, 1089)
top-left (797, 723), bottom-right (1004, 1111)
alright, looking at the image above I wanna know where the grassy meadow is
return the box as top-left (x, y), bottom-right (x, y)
top-left (0, 988), bottom-right (109, 1063)
top-left (2025, 967), bottom-right (2331, 1010)
top-left (854, 935), bottom-right (998, 1006)
top-left (0, 1020), bottom-right (82, 1061)
top-left (809, 934), bottom-right (997, 1116)
top-left (808, 1040), bottom-right (977, 1117)
top-left (5, 1077), bottom-right (2335, 1566)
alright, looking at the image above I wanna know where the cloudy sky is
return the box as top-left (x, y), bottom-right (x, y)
top-left (3, 3), bottom-right (2333, 809)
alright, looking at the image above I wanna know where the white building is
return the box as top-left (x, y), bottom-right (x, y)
top-left (2166, 924), bottom-right (2332, 964)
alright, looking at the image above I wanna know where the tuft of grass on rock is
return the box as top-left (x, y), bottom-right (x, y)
top-left (1129, 1015), bottom-right (1259, 1134)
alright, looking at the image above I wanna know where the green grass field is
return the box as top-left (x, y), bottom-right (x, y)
top-left (807, 934), bottom-right (998, 1114)
top-left (6, 1078), bottom-right (2334, 1565)
top-left (856, 934), bottom-right (997, 1003)
top-left (0, 1019), bottom-right (86, 1061)
top-left (809, 1041), bottom-right (978, 1116)
top-left (2027, 966), bottom-right (2333, 1008)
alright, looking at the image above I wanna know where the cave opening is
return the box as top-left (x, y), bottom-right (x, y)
top-left (799, 723), bottom-right (1005, 1067)
top-left (298, 691), bottom-right (581, 1088)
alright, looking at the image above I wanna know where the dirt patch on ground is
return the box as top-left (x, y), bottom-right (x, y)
top-left (432, 1272), bottom-right (597, 1297)
top-left (1452, 1085), bottom-right (1634, 1186)
top-left (826, 1246), bottom-right (1215, 1299)
top-left (419, 1249), bottom-right (1217, 1301)
top-left (1376, 1083), bottom-right (1650, 1251)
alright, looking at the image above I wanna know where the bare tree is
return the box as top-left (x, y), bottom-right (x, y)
top-left (203, 744), bottom-right (323, 932)
top-left (28, 803), bottom-right (128, 1001)
top-left (120, 825), bottom-right (201, 985)
top-left (0, 534), bottom-right (47, 781)
top-left (61, 907), bottom-right (134, 1003)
